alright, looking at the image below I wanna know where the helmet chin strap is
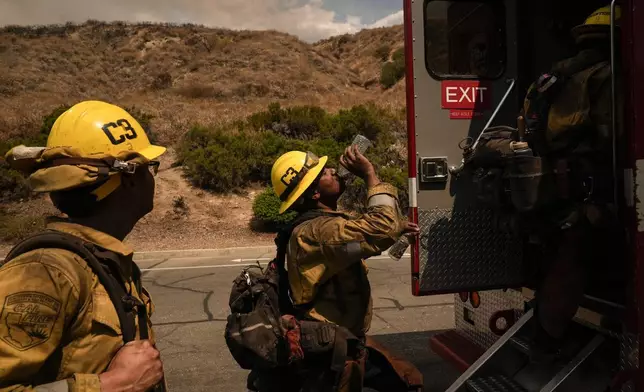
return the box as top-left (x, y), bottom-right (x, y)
top-left (92, 174), bottom-right (122, 201)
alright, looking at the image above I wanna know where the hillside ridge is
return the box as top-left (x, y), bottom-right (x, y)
top-left (0, 21), bottom-right (406, 144)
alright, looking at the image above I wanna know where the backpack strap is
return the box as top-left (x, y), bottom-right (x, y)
top-left (3, 230), bottom-right (148, 343)
top-left (274, 210), bottom-right (341, 315)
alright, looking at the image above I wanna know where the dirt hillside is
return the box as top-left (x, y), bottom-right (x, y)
top-left (314, 25), bottom-right (405, 90)
top-left (0, 21), bottom-right (406, 143)
top-left (0, 21), bottom-right (406, 254)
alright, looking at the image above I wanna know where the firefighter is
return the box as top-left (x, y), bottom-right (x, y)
top-left (523, 5), bottom-right (623, 361)
top-left (249, 146), bottom-right (421, 391)
top-left (0, 100), bottom-right (166, 391)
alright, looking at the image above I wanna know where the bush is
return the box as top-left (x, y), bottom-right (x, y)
top-left (329, 104), bottom-right (391, 144)
top-left (0, 114), bottom-right (51, 203)
top-left (178, 102), bottom-right (408, 215)
top-left (246, 103), bottom-right (329, 140)
top-left (380, 48), bottom-right (405, 89)
top-left (178, 126), bottom-right (278, 192)
top-left (374, 44), bottom-right (391, 61)
top-left (252, 187), bottom-right (297, 231)
top-left (0, 164), bottom-right (31, 203)
top-left (172, 195), bottom-right (189, 216)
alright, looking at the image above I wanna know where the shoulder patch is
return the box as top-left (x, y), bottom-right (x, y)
top-left (0, 292), bottom-right (61, 351)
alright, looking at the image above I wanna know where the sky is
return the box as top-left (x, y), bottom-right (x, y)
top-left (0, 0), bottom-right (404, 42)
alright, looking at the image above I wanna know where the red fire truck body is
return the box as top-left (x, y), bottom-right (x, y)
top-left (402, 0), bottom-right (643, 390)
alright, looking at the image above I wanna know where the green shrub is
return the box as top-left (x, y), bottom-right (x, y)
top-left (380, 48), bottom-right (405, 89)
top-left (247, 103), bottom-right (329, 140)
top-left (392, 47), bottom-right (405, 63)
top-left (0, 164), bottom-right (31, 203)
top-left (252, 187), bottom-right (297, 231)
top-left (0, 111), bottom-right (51, 203)
top-left (330, 104), bottom-right (390, 144)
top-left (178, 102), bottom-right (409, 216)
top-left (178, 126), bottom-right (294, 192)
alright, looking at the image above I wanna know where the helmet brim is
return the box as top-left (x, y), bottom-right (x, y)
top-left (138, 144), bottom-right (167, 161)
top-left (278, 155), bottom-right (328, 214)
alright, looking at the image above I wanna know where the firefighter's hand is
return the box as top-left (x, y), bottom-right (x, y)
top-left (340, 145), bottom-right (379, 187)
top-left (402, 221), bottom-right (420, 237)
top-left (99, 340), bottom-right (164, 392)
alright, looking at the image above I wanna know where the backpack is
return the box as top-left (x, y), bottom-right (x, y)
top-left (3, 229), bottom-right (168, 392)
top-left (224, 210), bottom-right (362, 376)
top-left (523, 48), bottom-right (612, 156)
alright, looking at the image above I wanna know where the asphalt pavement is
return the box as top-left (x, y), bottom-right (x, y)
top-left (138, 250), bottom-right (461, 392)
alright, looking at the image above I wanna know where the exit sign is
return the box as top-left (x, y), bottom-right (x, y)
top-left (441, 80), bottom-right (491, 119)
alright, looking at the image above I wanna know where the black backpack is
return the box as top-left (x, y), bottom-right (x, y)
top-left (224, 210), bottom-right (362, 375)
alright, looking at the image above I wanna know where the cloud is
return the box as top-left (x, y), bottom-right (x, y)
top-left (369, 10), bottom-right (404, 28)
top-left (0, 0), bottom-right (404, 42)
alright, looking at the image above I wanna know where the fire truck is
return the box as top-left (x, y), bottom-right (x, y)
top-left (402, 0), bottom-right (642, 390)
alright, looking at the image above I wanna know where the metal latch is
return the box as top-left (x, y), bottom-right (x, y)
top-left (419, 157), bottom-right (448, 183)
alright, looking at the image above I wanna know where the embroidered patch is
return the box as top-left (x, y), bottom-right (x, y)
top-left (0, 292), bottom-right (61, 351)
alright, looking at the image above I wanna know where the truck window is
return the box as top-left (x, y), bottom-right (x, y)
top-left (424, 0), bottom-right (506, 79)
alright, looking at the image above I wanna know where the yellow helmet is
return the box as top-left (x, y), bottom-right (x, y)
top-left (48, 100), bottom-right (165, 160)
top-left (271, 150), bottom-right (328, 214)
top-left (572, 5), bottom-right (621, 42)
top-left (5, 100), bottom-right (166, 201)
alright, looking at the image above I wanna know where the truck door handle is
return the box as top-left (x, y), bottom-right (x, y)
top-left (419, 157), bottom-right (449, 183)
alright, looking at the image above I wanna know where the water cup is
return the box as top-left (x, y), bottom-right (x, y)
top-left (337, 134), bottom-right (373, 179)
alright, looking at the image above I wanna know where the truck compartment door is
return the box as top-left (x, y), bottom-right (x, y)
top-left (406, 0), bottom-right (523, 295)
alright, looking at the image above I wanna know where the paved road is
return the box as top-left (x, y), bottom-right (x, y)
top-left (138, 251), bottom-right (461, 391)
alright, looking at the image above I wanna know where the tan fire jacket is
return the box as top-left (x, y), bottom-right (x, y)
top-left (286, 182), bottom-right (406, 338)
top-left (0, 221), bottom-right (155, 392)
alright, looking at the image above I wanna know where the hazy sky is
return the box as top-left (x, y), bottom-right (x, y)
top-left (0, 0), bottom-right (404, 42)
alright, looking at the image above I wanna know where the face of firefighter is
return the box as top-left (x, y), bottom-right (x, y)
top-left (67, 163), bottom-right (157, 241)
top-left (115, 163), bottom-right (156, 223)
top-left (312, 166), bottom-right (346, 204)
top-left (132, 163), bottom-right (156, 216)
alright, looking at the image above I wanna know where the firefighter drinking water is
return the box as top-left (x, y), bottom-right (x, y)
top-left (0, 101), bottom-right (166, 391)
top-left (245, 145), bottom-right (422, 392)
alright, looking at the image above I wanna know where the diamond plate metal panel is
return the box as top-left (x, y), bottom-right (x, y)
top-left (418, 207), bottom-right (523, 293)
top-left (454, 289), bottom-right (526, 350)
top-left (619, 333), bottom-right (639, 392)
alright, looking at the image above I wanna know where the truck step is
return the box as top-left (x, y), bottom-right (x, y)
top-left (508, 336), bottom-right (531, 355)
top-left (465, 375), bottom-right (528, 392)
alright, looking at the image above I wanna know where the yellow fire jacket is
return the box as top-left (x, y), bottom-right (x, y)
top-left (0, 221), bottom-right (155, 392)
top-left (286, 182), bottom-right (406, 338)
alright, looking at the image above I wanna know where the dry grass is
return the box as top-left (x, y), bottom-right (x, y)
top-left (0, 21), bottom-right (406, 146)
top-left (0, 21), bottom-right (407, 253)
top-left (313, 26), bottom-right (405, 90)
